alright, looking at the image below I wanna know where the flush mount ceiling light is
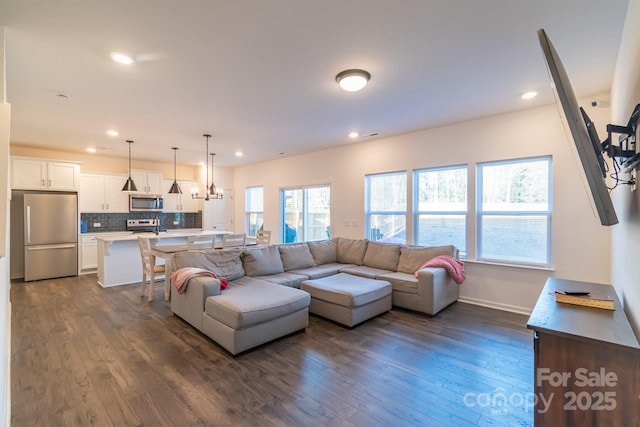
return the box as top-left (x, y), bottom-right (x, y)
top-left (336, 69), bottom-right (371, 92)
top-left (111, 52), bottom-right (134, 64)
top-left (168, 147), bottom-right (182, 194)
top-left (121, 140), bottom-right (138, 192)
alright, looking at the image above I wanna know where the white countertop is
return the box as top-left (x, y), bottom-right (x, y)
top-left (95, 229), bottom-right (230, 242)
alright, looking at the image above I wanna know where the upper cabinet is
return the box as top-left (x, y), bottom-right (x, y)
top-left (162, 179), bottom-right (199, 212)
top-left (79, 173), bottom-right (129, 213)
top-left (11, 157), bottom-right (80, 191)
top-left (130, 170), bottom-right (163, 194)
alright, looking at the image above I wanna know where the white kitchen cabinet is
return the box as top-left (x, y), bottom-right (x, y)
top-left (131, 170), bottom-right (163, 194)
top-left (80, 234), bottom-right (99, 272)
top-left (80, 232), bottom-right (132, 273)
top-left (79, 173), bottom-right (129, 212)
top-left (11, 157), bottom-right (80, 191)
top-left (162, 179), bottom-right (199, 212)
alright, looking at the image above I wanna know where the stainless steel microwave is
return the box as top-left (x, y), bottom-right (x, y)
top-left (129, 194), bottom-right (164, 212)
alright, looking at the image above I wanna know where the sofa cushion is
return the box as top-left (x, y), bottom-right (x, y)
top-left (255, 272), bottom-right (309, 288)
top-left (336, 238), bottom-right (368, 265)
top-left (377, 271), bottom-right (419, 294)
top-left (307, 240), bottom-right (338, 264)
top-left (288, 263), bottom-right (355, 280)
top-left (242, 246), bottom-right (285, 277)
top-left (279, 243), bottom-right (316, 271)
top-left (397, 245), bottom-right (456, 274)
top-left (362, 242), bottom-right (401, 271)
top-left (173, 248), bottom-right (244, 281)
top-left (205, 279), bottom-right (310, 329)
top-left (339, 265), bottom-right (393, 279)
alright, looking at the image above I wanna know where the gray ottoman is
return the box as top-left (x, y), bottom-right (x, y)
top-left (201, 277), bottom-right (310, 355)
top-left (300, 273), bottom-right (392, 327)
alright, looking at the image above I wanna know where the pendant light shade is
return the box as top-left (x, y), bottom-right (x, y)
top-left (168, 147), bottom-right (182, 194)
top-left (121, 140), bottom-right (138, 192)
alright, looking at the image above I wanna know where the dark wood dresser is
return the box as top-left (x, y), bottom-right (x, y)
top-left (527, 277), bottom-right (640, 426)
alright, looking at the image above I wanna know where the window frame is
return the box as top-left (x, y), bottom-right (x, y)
top-left (244, 186), bottom-right (264, 237)
top-left (413, 164), bottom-right (468, 257)
top-left (364, 171), bottom-right (407, 242)
top-left (280, 184), bottom-right (331, 243)
top-left (476, 155), bottom-right (552, 267)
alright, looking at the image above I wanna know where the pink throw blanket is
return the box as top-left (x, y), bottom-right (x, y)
top-left (171, 267), bottom-right (228, 294)
top-left (415, 255), bottom-right (466, 284)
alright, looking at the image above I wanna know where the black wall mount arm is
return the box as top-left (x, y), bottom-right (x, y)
top-left (602, 103), bottom-right (640, 161)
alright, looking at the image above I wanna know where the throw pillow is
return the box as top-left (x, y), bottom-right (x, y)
top-left (397, 245), bottom-right (456, 274)
top-left (242, 245), bottom-right (285, 276)
top-left (336, 238), bottom-right (368, 265)
top-left (307, 239), bottom-right (337, 264)
top-left (279, 243), bottom-right (316, 270)
top-left (362, 241), bottom-right (401, 271)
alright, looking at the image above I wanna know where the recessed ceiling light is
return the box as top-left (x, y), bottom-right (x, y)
top-left (86, 147), bottom-right (96, 153)
top-left (111, 53), bottom-right (134, 65)
top-left (521, 91), bottom-right (538, 100)
top-left (349, 132), bottom-right (359, 138)
top-left (106, 129), bottom-right (119, 137)
top-left (336, 69), bottom-right (371, 92)
top-left (235, 151), bottom-right (244, 157)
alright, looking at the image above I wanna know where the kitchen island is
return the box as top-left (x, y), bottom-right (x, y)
top-left (96, 230), bottom-right (230, 289)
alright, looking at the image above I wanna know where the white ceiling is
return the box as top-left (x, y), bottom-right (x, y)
top-left (2, 0), bottom-right (630, 167)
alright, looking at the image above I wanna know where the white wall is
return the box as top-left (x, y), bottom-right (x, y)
top-left (234, 99), bottom-right (614, 314)
top-left (611, 0), bottom-right (640, 337)
top-left (0, 25), bottom-right (11, 427)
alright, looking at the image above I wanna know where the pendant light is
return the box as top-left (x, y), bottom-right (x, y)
top-left (168, 147), bottom-right (182, 194)
top-left (121, 140), bottom-right (138, 192)
top-left (209, 152), bottom-right (223, 199)
top-left (191, 134), bottom-right (211, 200)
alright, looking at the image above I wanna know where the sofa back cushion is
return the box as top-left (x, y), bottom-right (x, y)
top-left (242, 245), bottom-right (285, 276)
top-left (307, 239), bottom-right (337, 264)
top-left (397, 245), bottom-right (457, 274)
top-left (362, 242), bottom-right (401, 271)
top-left (336, 238), bottom-right (368, 265)
top-left (279, 243), bottom-right (316, 271)
top-left (173, 248), bottom-right (245, 281)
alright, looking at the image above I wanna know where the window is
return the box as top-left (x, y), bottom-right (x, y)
top-left (281, 185), bottom-right (331, 243)
top-left (477, 156), bottom-right (552, 266)
top-left (365, 172), bottom-right (406, 242)
top-left (414, 165), bottom-right (467, 257)
top-left (245, 186), bottom-right (264, 237)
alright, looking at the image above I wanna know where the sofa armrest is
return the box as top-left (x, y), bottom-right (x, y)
top-left (170, 276), bottom-right (222, 331)
top-left (416, 267), bottom-right (459, 315)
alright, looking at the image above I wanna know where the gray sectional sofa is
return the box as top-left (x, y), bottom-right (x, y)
top-left (170, 237), bottom-right (459, 355)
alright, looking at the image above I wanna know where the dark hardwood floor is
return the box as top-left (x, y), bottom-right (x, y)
top-left (11, 274), bottom-right (534, 427)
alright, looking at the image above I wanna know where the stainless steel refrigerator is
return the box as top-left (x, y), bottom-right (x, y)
top-left (23, 192), bottom-right (78, 281)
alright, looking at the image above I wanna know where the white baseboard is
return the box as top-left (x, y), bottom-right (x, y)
top-left (458, 296), bottom-right (532, 316)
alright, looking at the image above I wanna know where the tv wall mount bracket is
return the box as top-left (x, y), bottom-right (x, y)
top-left (602, 103), bottom-right (640, 172)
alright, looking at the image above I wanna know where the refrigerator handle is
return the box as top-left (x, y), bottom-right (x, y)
top-left (26, 205), bottom-right (31, 244)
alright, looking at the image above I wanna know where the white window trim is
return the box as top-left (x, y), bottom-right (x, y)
top-left (476, 155), bottom-right (552, 267)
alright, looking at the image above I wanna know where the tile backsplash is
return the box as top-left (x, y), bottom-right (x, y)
top-left (81, 211), bottom-right (202, 233)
